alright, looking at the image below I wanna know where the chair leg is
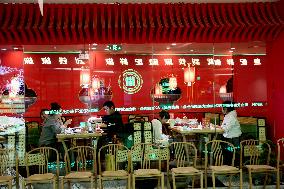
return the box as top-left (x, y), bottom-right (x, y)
top-left (212, 172), bottom-right (216, 189)
top-left (229, 175), bottom-right (232, 188)
top-left (248, 170), bottom-right (253, 189)
top-left (166, 172), bottom-right (171, 189)
top-left (264, 172), bottom-right (268, 189)
top-left (8, 180), bottom-right (12, 189)
top-left (205, 170), bottom-right (208, 189)
top-left (61, 178), bottom-right (64, 189)
top-left (128, 174), bottom-right (131, 189)
top-left (172, 173), bottom-right (176, 189)
top-left (53, 179), bottom-right (56, 189)
top-left (132, 175), bottom-right (135, 189)
top-left (277, 170), bottom-right (280, 189)
top-left (240, 170), bottom-right (243, 189)
top-left (161, 173), bottom-right (164, 189)
top-left (192, 176), bottom-right (195, 188)
top-left (91, 176), bottom-right (94, 189)
top-left (200, 173), bottom-right (203, 189)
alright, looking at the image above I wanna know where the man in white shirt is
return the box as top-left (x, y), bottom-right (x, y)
top-left (151, 110), bottom-right (170, 146)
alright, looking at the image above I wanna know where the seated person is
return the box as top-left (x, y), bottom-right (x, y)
top-left (102, 101), bottom-right (123, 143)
top-left (152, 110), bottom-right (170, 146)
top-left (39, 102), bottom-right (72, 148)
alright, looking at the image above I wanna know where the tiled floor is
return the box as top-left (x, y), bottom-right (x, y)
top-left (16, 173), bottom-right (284, 189)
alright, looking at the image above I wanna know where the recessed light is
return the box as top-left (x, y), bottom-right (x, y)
top-left (166, 47), bottom-right (170, 50)
top-left (91, 47), bottom-right (96, 50)
top-left (1, 48), bottom-right (7, 51)
top-left (104, 48), bottom-right (109, 51)
top-left (230, 47), bottom-right (235, 50)
top-left (190, 49), bottom-right (194, 52)
top-left (93, 43), bottom-right (98, 46)
top-left (13, 47), bottom-right (18, 50)
top-left (229, 50), bottom-right (234, 53)
top-left (171, 43), bottom-right (176, 46)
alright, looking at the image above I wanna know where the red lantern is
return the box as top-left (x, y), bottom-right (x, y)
top-left (155, 84), bottom-right (162, 95)
top-left (169, 76), bottom-right (177, 90)
top-left (92, 77), bottom-right (100, 90)
top-left (80, 68), bottom-right (90, 87)
top-left (184, 66), bottom-right (195, 83)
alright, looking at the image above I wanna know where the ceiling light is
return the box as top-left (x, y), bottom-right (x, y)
top-left (91, 47), bottom-right (96, 50)
top-left (13, 47), bottom-right (18, 50)
top-left (1, 48), bottom-right (7, 51)
top-left (229, 50), bottom-right (234, 53)
top-left (104, 48), bottom-right (109, 51)
top-left (190, 49), bottom-right (194, 52)
top-left (253, 45), bottom-right (259, 48)
top-left (230, 47), bottom-right (235, 50)
top-left (93, 43), bottom-right (98, 46)
top-left (171, 43), bottom-right (176, 46)
top-left (166, 47), bottom-right (170, 50)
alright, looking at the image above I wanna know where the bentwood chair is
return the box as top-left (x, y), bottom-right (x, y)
top-left (205, 140), bottom-right (242, 189)
top-left (98, 144), bottom-right (130, 189)
top-left (0, 149), bottom-right (17, 189)
top-left (167, 142), bottom-right (203, 189)
top-left (23, 147), bottom-right (59, 189)
top-left (131, 143), bottom-right (164, 189)
top-left (61, 146), bottom-right (96, 189)
top-left (240, 140), bottom-right (277, 189)
top-left (277, 138), bottom-right (284, 189)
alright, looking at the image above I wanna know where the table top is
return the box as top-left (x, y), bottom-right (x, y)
top-left (56, 132), bottom-right (102, 140)
top-left (171, 127), bottom-right (224, 134)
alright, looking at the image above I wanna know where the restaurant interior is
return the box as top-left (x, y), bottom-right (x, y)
top-left (1, 1), bottom-right (284, 189)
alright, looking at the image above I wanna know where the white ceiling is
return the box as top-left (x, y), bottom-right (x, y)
top-left (0, 0), bottom-right (278, 3)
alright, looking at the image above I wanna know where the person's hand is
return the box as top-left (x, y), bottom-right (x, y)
top-left (64, 119), bottom-right (72, 126)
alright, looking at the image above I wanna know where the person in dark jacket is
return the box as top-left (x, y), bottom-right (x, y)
top-left (102, 101), bottom-right (123, 143)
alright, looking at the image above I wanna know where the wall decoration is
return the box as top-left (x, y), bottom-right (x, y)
top-left (118, 69), bottom-right (143, 95)
top-left (151, 77), bottom-right (182, 107)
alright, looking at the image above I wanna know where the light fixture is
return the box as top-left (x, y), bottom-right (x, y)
top-left (166, 47), bottom-right (170, 50)
top-left (93, 43), bottom-right (98, 46)
top-left (184, 66), bottom-right (195, 85)
top-left (104, 48), bottom-right (109, 51)
top-left (230, 47), bottom-right (235, 50)
top-left (91, 47), bottom-right (96, 50)
top-left (229, 50), bottom-right (234, 53)
top-left (13, 47), bottom-right (19, 50)
top-left (1, 48), bottom-right (7, 51)
top-left (169, 75), bottom-right (177, 90)
top-left (171, 43), bottom-right (176, 46)
top-left (190, 49), bottom-right (194, 52)
top-left (92, 77), bottom-right (100, 90)
top-left (80, 68), bottom-right (90, 88)
top-left (154, 84), bottom-right (162, 95)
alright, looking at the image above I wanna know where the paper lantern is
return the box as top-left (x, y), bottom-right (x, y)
top-left (219, 85), bottom-right (227, 94)
top-left (169, 76), bottom-right (177, 90)
top-left (184, 66), bottom-right (195, 83)
top-left (80, 68), bottom-right (90, 87)
top-left (92, 77), bottom-right (100, 90)
top-left (155, 84), bottom-right (162, 95)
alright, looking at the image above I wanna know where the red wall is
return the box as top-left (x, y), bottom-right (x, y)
top-left (267, 31), bottom-right (284, 143)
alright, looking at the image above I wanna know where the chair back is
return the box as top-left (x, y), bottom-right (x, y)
top-left (64, 146), bottom-right (96, 174)
top-left (167, 142), bottom-right (197, 171)
top-left (25, 147), bottom-right (59, 177)
top-left (98, 144), bottom-right (129, 174)
top-left (205, 140), bottom-right (236, 167)
top-left (240, 139), bottom-right (272, 168)
top-left (130, 143), bottom-right (161, 172)
top-left (0, 148), bottom-right (14, 176)
top-left (277, 138), bottom-right (284, 169)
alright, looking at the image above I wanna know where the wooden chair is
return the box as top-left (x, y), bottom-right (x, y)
top-left (131, 143), bottom-right (164, 189)
top-left (0, 149), bottom-right (17, 189)
top-left (277, 138), bottom-right (284, 189)
top-left (98, 144), bottom-right (130, 189)
top-left (205, 140), bottom-right (242, 189)
top-left (23, 147), bottom-right (59, 189)
top-left (61, 146), bottom-right (96, 189)
top-left (240, 139), bottom-right (277, 189)
top-left (167, 142), bottom-right (203, 189)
